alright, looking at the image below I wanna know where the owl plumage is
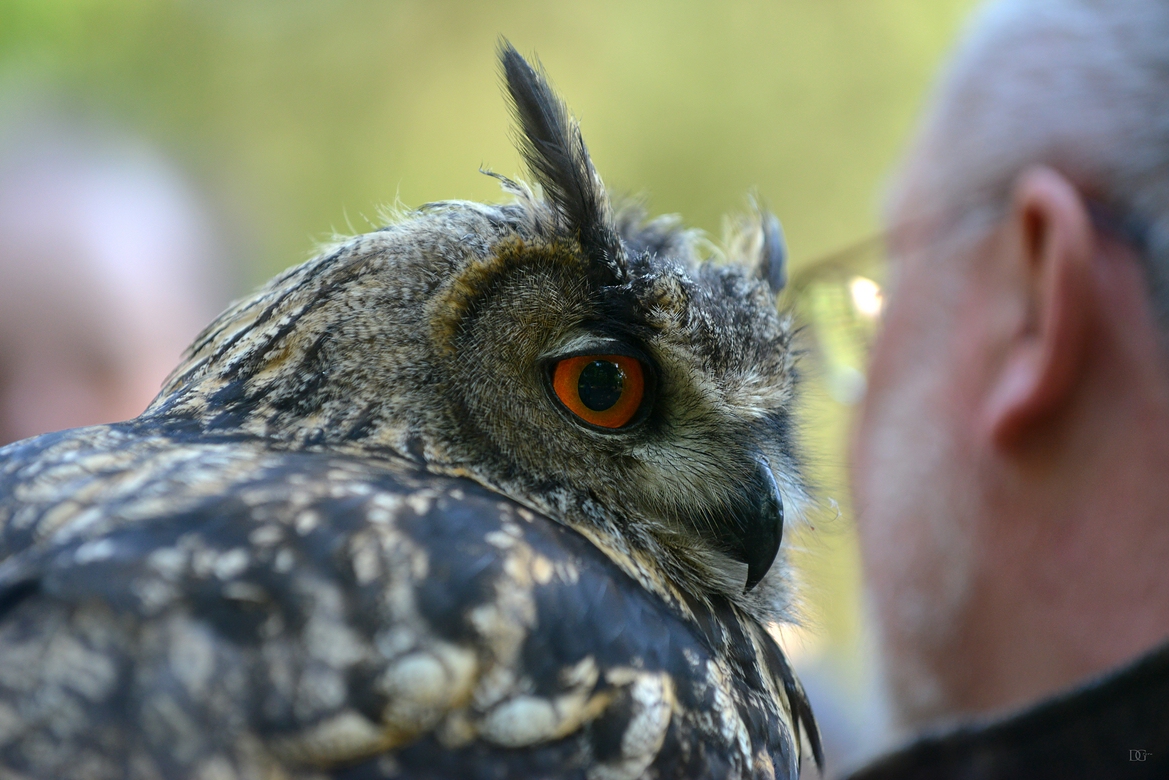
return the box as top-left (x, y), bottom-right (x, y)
top-left (0, 44), bottom-right (821, 779)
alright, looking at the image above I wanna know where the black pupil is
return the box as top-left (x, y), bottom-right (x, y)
top-left (578, 360), bottom-right (625, 412)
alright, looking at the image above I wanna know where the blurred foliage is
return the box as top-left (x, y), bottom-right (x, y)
top-left (0, 0), bottom-right (976, 682)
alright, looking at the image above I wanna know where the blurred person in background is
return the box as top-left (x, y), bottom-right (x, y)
top-left (0, 108), bottom-right (227, 446)
top-left (849, 0), bottom-right (1169, 774)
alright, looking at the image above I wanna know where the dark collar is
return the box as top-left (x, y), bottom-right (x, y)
top-left (844, 639), bottom-right (1169, 779)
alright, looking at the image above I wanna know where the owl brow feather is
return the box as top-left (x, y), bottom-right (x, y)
top-left (498, 40), bottom-right (626, 285)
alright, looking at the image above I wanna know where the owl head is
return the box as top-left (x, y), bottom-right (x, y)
top-left (155, 43), bottom-right (806, 618)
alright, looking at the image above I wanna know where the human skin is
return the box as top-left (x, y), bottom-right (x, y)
top-left (0, 140), bottom-right (220, 447)
top-left (851, 165), bottom-right (1169, 729)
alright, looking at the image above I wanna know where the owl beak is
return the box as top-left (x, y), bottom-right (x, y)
top-left (735, 458), bottom-right (784, 593)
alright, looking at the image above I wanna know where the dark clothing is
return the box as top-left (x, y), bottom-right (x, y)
top-left (847, 640), bottom-right (1169, 779)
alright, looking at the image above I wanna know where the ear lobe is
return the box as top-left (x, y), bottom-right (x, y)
top-left (985, 167), bottom-right (1096, 447)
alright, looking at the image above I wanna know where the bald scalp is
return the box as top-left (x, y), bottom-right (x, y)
top-left (888, 0), bottom-right (1169, 317)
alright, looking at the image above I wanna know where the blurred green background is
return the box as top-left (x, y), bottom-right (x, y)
top-left (0, 0), bottom-right (978, 762)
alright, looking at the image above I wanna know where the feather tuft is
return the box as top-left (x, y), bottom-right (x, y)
top-left (499, 40), bottom-right (626, 283)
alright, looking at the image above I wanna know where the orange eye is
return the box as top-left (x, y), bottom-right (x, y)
top-left (552, 354), bottom-right (645, 429)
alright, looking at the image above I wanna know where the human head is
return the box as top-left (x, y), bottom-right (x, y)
top-left (852, 0), bottom-right (1169, 730)
top-left (0, 113), bottom-right (225, 446)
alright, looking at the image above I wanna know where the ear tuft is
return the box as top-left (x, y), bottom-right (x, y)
top-left (725, 203), bottom-right (789, 295)
top-left (498, 40), bottom-right (625, 283)
top-left (758, 211), bottom-right (788, 294)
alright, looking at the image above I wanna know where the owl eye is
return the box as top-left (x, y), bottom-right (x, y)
top-left (551, 354), bottom-right (645, 429)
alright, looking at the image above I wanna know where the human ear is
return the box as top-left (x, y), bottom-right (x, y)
top-left (984, 166), bottom-right (1096, 447)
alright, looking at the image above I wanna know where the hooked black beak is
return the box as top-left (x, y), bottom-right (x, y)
top-left (726, 458), bottom-right (784, 593)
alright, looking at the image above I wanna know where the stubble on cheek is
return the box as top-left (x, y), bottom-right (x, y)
top-left (852, 287), bottom-right (983, 727)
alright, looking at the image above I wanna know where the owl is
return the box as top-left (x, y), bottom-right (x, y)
top-left (0, 44), bottom-right (821, 780)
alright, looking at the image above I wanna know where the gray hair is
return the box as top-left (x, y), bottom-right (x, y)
top-left (892, 0), bottom-right (1169, 317)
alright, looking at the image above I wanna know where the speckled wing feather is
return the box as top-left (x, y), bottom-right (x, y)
top-left (0, 421), bottom-right (808, 779)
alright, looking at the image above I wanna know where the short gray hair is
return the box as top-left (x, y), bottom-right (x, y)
top-left (892, 0), bottom-right (1169, 316)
